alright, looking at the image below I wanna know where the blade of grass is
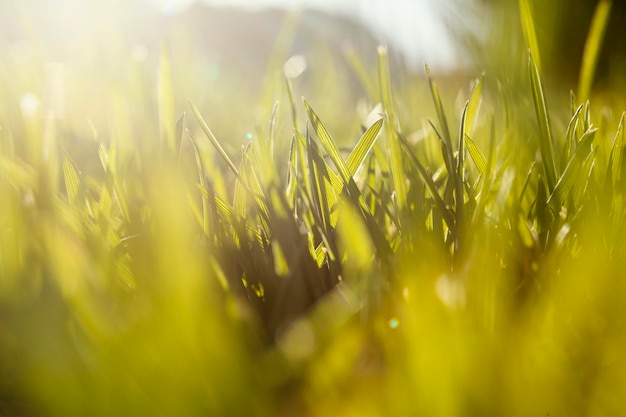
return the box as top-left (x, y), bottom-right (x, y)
top-left (578, 0), bottom-right (612, 102)
top-left (607, 112), bottom-right (625, 188)
top-left (379, 46), bottom-right (407, 209)
top-left (529, 53), bottom-right (558, 193)
top-left (519, 0), bottom-right (542, 73)
top-left (190, 100), bottom-right (240, 177)
top-left (304, 99), bottom-right (392, 258)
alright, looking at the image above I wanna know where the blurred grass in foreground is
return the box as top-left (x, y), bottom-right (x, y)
top-left (2, 1), bottom-right (626, 416)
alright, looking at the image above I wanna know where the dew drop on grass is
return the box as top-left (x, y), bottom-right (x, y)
top-left (246, 132), bottom-right (253, 140)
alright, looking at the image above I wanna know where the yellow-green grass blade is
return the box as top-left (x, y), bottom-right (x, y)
top-left (234, 148), bottom-right (250, 219)
top-left (62, 153), bottom-right (81, 207)
top-left (425, 63), bottom-right (455, 174)
top-left (285, 135), bottom-right (298, 206)
top-left (465, 135), bottom-right (491, 179)
top-left (578, 0), bottom-right (612, 102)
top-left (519, 0), bottom-right (542, 73)
top-left (190, 100), bottom-right (240, 177)
top-left (465, 74), bottom-right (484, 139)
top-left (175, 112), bottom-right (185, 156)
top-left (158, 44), bottom-right (176, 151)
top-left (304, 99), bottom-right (392, 258)
top-left (455, 101), bottom-right (469, 233)
top-left (399, 134), bottom-right (456, 234)
top-left (185, 129), bottom-right (210, 237)
top-left (379, 46), bottom-right (407, 209)
top-left (345, 118), bottom-right (384, 184)
top-left (306, 132), bottom-right (333, 234)
top-left (546, 128), bottom-right (597, 215)
top-left (607, 112), bottom-right (625, 188)
top-left (529, 53), bottom-right (558, 193)
top-left (0, 154), bottom-right (37, 190)
top-left (285, 77), bottom-right (300, 132)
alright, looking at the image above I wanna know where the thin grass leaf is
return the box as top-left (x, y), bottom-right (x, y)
top-left (190, 100), bottom-right (240, 177)
top-left (455, 102), bottom-right (469, 243)
top-left (399, 134), bottom-right (456, 234)
top-left (345, 118), bottom-right (384, 181)
top-left (547, 128), bottom-right (597, 214)
top-left (185, 129), bottom-right (210, 236)
top-left (0, 155), bottom-right (37, 190)
top-left (465, 74), bottom-right (484, 138)
top-left (379, 46), bottom-right (407, 209)
top-left (425, 63), bottom-right (455, 172)
top-left (607, 112), bottom-right (625, 187)
top-left (62, 154), bottom-right (81, 206)
top-left (465, 136), bottom-right (490, 178)
top-left (285, 135), bottom-right (298, 207)
top-left (175, 112), bottom-right (185, 156)
top-left (578, 0), bottom-right (612, 102)
top-left (529, 53), bottom-right (558, 192)
top-left (519, 0), bottom-right (542, 72)
top-left (304, 99), bottom-right (392, 258)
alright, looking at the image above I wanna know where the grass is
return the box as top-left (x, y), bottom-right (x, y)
top-left (2, 2), bottom-right (626, 416)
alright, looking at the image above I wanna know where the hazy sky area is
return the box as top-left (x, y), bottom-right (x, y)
top-left (147, 0), bottom-right (461, 70)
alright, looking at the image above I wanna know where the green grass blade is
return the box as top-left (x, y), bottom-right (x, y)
top-left (379, 46), bottom-right (407, 209)
top-left (547, 128), bottom-right (597, 214)
top-left (529, 53), bottom-right (558, 193)
top-left (577, 0), bottom-right (612, 102)
top-left (455, 102), bottom-right (469, 240)
top-left (425, 63), bottom-right (455, 174)
top-left (189, 100), bottom-right (240, 177)
top-left (304, 99), bottom-right (392, 258)
top-left (175, 112), bottom-right (185, 156)
top-left (399, 134), bottom-right (456, 234)
top-left (62, 153), bottom-right (81, 206)
top-left (465, 135), bottom-right (489, 178)
top-left (345, 118), bottom-right (384, 187)
top-left (465, 74), bottom-right (484, 138)
top-left (519, 0), bottom-right (542, 73)
top-left (607, 112), bottom-right (625, 187)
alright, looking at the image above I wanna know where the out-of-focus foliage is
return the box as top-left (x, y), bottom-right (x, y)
top-left (1, 1), bottom-right (626, 416)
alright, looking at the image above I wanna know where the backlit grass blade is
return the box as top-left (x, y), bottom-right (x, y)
top-left (304, 99), bottom-right (392, 258)
top-left (607, 112), bottom-right (625, 187)
top-left (285, 77), bottom-right (300, 132)
top-left (465, 136), bottom-right (490, 178)
top-left (175, 112), bottom-right (185, 155)
top-left (158, 44), bottom-right (176, 151)
top-left (379, 46), bottom-right (407, 209)
top-left (190, 100), bottom-right (240, 177)
top-left (185, 129), bottom-right (210, 236)
top-left (62, 153), bottom-right (81, 206)
top-left (546, 128), bottom-right (596, 214)
top-left (465, 74), bottom-right (484, 138)
top-left (529, 53), bottom-right (558, 193)
top-left (346, 118), bottom-right (383, 179)
top-left (455, 102), bottom-right (469, 243)
top-left (0, 155), bottom-right (37, 190)
top-left (306, 132), bottom-right (333, 234)
top-left (425, 63), bottom-right (455, 173)
top-left (577, 0), bottom-right (612, 102)
top-left (399, 134), bottom-right (456, 234)
top-left (519, 0), bottom-right (542, 73)
top-left (286, 135), bottom-right (298, 206)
